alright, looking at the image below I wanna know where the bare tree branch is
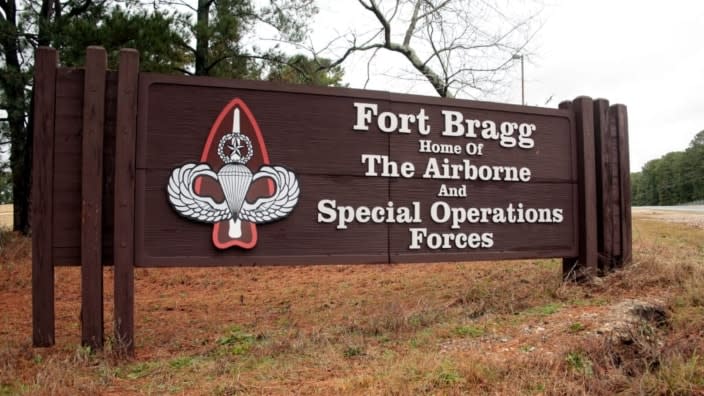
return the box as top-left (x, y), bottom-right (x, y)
top-left (307, 0), bottom-right (542, 99)
top-left (363, 47), bottom-right (381, 89)
top-left (402, 0), bottom-right (421, 47)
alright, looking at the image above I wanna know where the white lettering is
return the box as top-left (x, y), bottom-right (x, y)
top-left (352, 102), bottom-right (378, 131)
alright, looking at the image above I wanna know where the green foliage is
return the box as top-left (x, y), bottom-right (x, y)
top-left (565, 351), bottom-right (593, 376)
top-left (523, 303), bottom-right (561, 316)
top-left (632, 130), bottom-right (704, 205)
top-left (0, 167), bottom-right (11, 204)
top-left (568, 322), bottom-right (585, 333)
top-left (124, 361), bottom-right (158, 379)
top-left (454, 325), bottom-right (484, 338)
top-left (53, 7), bottom-right (192, 72)
top-left (218, 326), bottom-right (256, 355)
top-left (191, 0), bottom-right (253, 77)
top-left (1, 0), bottom-right (328, 233)
top-left (343, 345), bottom-right (364, 358)
top-left (432, 362), bottom-right (462, 386)
top-left (169, 356), bottom-right (196, 369)
top-left (266, 54), bottom-right (345, 87)
top-left (186, 0), bottom-right (318, 79)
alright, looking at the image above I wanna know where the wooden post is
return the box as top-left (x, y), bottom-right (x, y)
top-left (593, 99), bottom-right (615, 272)
top-left (114, 49), bottom-right (139, 356)
top-left (32, 47), bottom-right (58, 347)
top-left (559, 100), bottom-right (578, 277)
top-left (81, 46), bottom-right (107, 349)
top-left (562, 97), bottom-right (598, 280)
top-left (613, 104), bottom-right (632, 265)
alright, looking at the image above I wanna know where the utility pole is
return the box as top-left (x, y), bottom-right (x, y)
top-left (512, 54), bottom-right (525, 105)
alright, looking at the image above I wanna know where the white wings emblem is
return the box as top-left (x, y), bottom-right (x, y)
top-left (167, 162), bottom-right (300, 225)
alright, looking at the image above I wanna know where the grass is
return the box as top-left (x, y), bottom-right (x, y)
top-left (0, 204), bottom-right (11, 230)
top-left (568, 322), bottom-right (585, 333)
top-left (565, 350), bottom-right (593, 376)
top-left (1, 216), bottom-right (704, 394)
top-left (454, 325), bottom-right (485, 338)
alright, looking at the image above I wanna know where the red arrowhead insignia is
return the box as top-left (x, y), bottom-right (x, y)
top-left (194, 98), bottom-right (274, 250)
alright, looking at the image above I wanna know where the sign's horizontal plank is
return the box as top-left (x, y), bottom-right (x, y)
top-left (139, 73), bottom-right (569, 116)
top-left (137, 79), bottom-right (390, 175)
top-left (136, 171), bottom-right (390, 266)
top-left (136, 74), bottom-right (572, 178)
top-left (52, 68), bottom-right (116, 252)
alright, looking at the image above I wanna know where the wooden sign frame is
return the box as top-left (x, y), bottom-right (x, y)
top-left (31, 47), bottom-right (631, 355)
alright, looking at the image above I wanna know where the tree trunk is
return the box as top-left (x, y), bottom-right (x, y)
top-left (14, 0), bottom-right (55, 234)
top-left (195, 0), bottom-right (211, 75)
top-left (0, 0), bottom-right (31, 233)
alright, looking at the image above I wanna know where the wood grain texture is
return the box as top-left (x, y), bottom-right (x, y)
top-left (593, 99), bottom-right (613, 272)
top-left (388, 101), bottom-right (576, 183)
top-left (32, 47), bottom-right (58, 347)
top-left (113, 49), bottom-right (139, 355)
top-left (573, 97), bottom-right (598, 276)
top-left (613, 104), bottom-right (632, 265)
top-left (134, 74), bottom-right (577, 267)
top-left (607, 102), bottom-right (622, 268)
top-left (136, 172), bottom-right (390, 266)
top-left (558, 101), bottom-right (579, 278)
top-left (81, 46), bottom-right (107, 349)
top-left (52, 68), bottom-right (117, 265)
top-left (136, 80), bottom-right (390, 174)
top-left (388, 179), bottom-right (578, 263)
top-left (47, 68), bottom-right (586, 270)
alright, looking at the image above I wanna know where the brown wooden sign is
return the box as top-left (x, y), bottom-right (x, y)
top-left (31, 47), bottom-right (632, 355)
top-left (136, 73), bottom-right (578, 266)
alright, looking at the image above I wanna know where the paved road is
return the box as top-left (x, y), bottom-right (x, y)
top-left (634, 206), bottom-right (704, 214)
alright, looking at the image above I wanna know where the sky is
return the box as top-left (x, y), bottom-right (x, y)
top-left (309, 1), bottom-right (704, 171)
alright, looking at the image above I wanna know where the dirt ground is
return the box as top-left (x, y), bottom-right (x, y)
top-left (1, 213), bottom-right (703, 394)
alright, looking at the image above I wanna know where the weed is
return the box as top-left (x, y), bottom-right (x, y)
top-left (1, 383), bottom-right (33, 396)
top-left (524, 303), bottom-right (561, 316)
top-left (343, 346), bottom-right (364, 358)
top-left (169, 356), bottom-right (195, 369)
top-left (407, 308), bottom-right (444, 329)
top-left (647, 354), bottom-right (704, 394)
top-left (525, 382), bottom-right (546, 393)
top-left (72, 345), bottom-right (93, 364)
top-left (568, 322), bottom-right (585, 333)
top-left (218, 327), bottom-right (257, 356)
top-left (125, 362), bottom-right (156, 379)
top-left (454, 325), bottom-right (484, 338)
top-left (409, 329), bottom-right (433, 349)
top-left (432, 362), bottom-right (462, 386)
top-left (566, 351), bottom-right (593, 376)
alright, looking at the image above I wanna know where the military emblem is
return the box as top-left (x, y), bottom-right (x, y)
top-left (167, 99), bottom-right (300, 249)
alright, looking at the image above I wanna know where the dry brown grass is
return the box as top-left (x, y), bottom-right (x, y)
top-left (0, 205), bottom-right (12, 230)
top-left (1, 215), bottom-right (703, 395)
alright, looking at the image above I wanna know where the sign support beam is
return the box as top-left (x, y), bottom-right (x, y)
top-left (81, 46), bottom-right (107, 349)
top-left (32, 47), bottom-right (58, 347)
top-left (114, 49), bottom-right (140, 356)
